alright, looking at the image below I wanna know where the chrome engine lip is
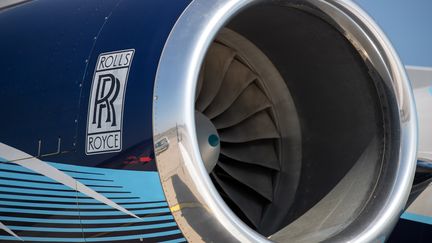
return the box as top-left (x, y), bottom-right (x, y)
top-left (152, 0), bottom-right (417, 242)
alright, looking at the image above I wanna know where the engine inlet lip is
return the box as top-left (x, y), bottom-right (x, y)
top-left (152, 0), bottom-right (417, 242)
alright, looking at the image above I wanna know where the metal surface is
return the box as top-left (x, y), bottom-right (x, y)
top-left (195, 112), bottom-right (220, 173)
top-left (153, 1), bottom-right (268, 241)
top-left (0, 0), bottom-right (29, 10)
top-left (313, 1), bottom-right (416, 242)
top-left (153, 0), bottom-right (416, 242)
top-left (0, 0), bottom-right (191, 241)
top-left (402, 66), bottom-right (432, 225)
top-left (196, 28), bottom-right (301, 234)
top-left (407, 66), bottom-right (432, 163)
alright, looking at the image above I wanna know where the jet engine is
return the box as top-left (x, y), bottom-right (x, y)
top-left (153, 0), bottom-right (417, 242)
top-left (0, 0), bottom-right (417, 242)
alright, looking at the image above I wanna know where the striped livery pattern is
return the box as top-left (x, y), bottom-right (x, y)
top-left (0, 159), bottom-right (185, 242)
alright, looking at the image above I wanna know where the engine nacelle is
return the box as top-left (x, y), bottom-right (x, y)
top-left (0, 0), bottom-right (417, 242)
top-left (154, 0), bottom-right (417, 242)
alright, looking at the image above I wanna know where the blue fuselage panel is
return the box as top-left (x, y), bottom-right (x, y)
top-left (0, 0), bottom-right (191, 242)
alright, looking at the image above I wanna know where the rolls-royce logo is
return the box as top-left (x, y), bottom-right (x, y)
top-left (92, 73), bottom-right (120, 128)
top-left (86, 49), bottom-right (135, 155)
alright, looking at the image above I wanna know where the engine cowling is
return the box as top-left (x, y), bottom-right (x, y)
top-left (0, 0), bottom-right (417, 242)
top-left (153, 0), bottom-right (417, 242)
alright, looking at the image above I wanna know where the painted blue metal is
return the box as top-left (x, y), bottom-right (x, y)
top-left (0, 230), bottom-right (184, 242)
top-left (0, 160), bottom-right (182, 241)
top-left (0, 0), bottom-right (191, 241)
top-left (0, 215), bottom-right (174, 225)
top-left (0, 0), bottom-right (190, 170)
top-left (0, 0), bottom-right (119, 159)
top-left (0, 200), bottom-right (168, 210)
top-left (0, 0), bottom-right (427, 241)
top-left (8, 222), bottom-right (178, 233)
top-left (0, 207), bottom-right (170, 216)
top-left (401, 212), bottom-right (432, 225)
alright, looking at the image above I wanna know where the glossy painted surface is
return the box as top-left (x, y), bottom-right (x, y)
top-left (0, 0), bottom-right (190, 241)
top-left (0, 0), bottom-right (423, 242)
top-left (0, 0), bottom-right (190, 170)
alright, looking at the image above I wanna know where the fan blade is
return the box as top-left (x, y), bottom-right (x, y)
top-left (212, 172), bottom-right (263, 228)
top-left (220, 140), bottom-right (280, 170)
top-left (218, 160), bottom-right (273, 201)
top-left (203, 59), bottom-right (257, 119)
top-left (212, 83), bottom-right (271, 129)
top-left (219, 110), bottom-right (279, 143)
top-left (195, 43), bottom-right (235, 112)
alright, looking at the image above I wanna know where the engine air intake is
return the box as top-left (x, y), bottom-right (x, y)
top-left (153, 1), bottom-right (417, 242)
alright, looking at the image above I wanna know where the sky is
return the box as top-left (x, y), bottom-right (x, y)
top-left (354, 0), bottom-right (432, 67)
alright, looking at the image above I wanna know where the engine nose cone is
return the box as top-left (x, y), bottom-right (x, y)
top-left (208, 134), bottom-right (220, 147)
top-left (195, 111), bottom-right (220, 172)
